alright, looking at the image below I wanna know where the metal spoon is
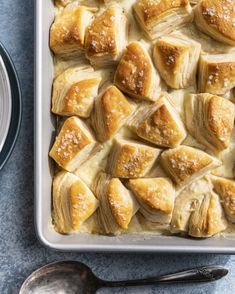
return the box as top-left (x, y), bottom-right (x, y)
top-left (19, 261), bottom-right (228, 294)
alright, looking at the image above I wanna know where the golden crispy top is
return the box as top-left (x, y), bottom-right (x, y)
top-left (113, 142), bottom-right (159, 178)
top-left (212, 177), bottom-right (235, 217)
top-left (198, 0), bottom-right (235, 42)
top-left (49, 117), bottom-right (92, 167)
top-left (154, 39), bottom-right (188, 72)
top-left (114, 42), bottom-right (152, 97)
top-left (101, 86), bottom-right (133, 138)
top-left (128, 178), bottom-right (174, 213)
top-left (50, 6), bottom-right (91, 51)
top-left (134, 0), bottom-right (190, 28)
top-left (204, 94), bottom-right (235, 148)
top-left (161, 146), bottom-right (215, 182)
top-left (107, 178), bottom-right (134, 229)
top-left (62, 78), bottom-right (100, 113)
top-left (85, 6), bottom-right (119, 58)
top-left (201, 56), bottom-right (235, 93)
top-left (70, 179), bottom-right (98, 229)
top-left (137, 99), bottom-right (185, 147)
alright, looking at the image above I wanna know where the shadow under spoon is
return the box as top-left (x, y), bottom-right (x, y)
top-left (19, 261), bottom-right (228, 294)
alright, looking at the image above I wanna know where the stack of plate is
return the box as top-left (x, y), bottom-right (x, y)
top-left (0, 42), bottom-right (21, 170)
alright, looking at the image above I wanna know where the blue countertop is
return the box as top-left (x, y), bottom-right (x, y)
top-left (0, 1), bottom-right (235, 293)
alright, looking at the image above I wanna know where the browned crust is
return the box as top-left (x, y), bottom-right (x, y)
top-left (128, 178), bottom-right (173, 213)
top-left (85, 6), bottom-right (119, 58)
top-left (114, 42), bottom-right (152, 97)
top-left (198, 0), bottom-right (235, 43)
top-left (49, 117), bottom-right (91, 168)
top-left (134, 0), bottom-right (190, 28)
top-left (107, 178), bottom-right (133, 229)
top-left (161, 146), bottom-right (214, 182)
top-left (101, 86), bottom-right (133, 138)
top-left (206, 95), bottom-right (235, 148)
top-left (113, 144), bottom-right (158, 178)
top-left (62, 79), bottom-right (100, 113)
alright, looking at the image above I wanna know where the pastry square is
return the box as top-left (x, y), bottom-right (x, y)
top-left (114, 41), bottom-right (161, 102)
top-left (153, 34), bottom-right (201, 89)
top-left (52, 66), bottom-right (102, 118)
top-left (198, 53), bottom-right (235, 95)
top-left (85, 5), bottom-right (128, 67)
top-left (171, 186), bottom-right (227, 238)
top-left (185, 93), bottom-right (235, 153)
top-left (53, 171), bottom-right (99, 234)
top-left (128, 178), bottom-right (175, 224)
top-left (133, 0), bottom-right (193, 40)
top-left (161, 145), bottom-right (221, 188)
top-left (107, 138), bottom-right (161, 178)
top-left (194, 0), bottom-right (235, 46)
top-left (49, 116), bottom-right (98, 172)
top-left (211, 176), bottom-right (235, 223)
top-left (93, 172), bottom-right (139, 235)
top-left (128, 92), bottom-right (187, 148)
top-left (91, 85), bottom-right (135, 142)
top-left (50, 4), bottom-right (95, 57)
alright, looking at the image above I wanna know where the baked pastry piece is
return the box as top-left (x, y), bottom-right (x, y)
top-left (49, 116), bottom-right (98, 172)
top-left (185, 93), bottom-right (235, 152)
top-left (50, 4), bottom-right (95, 57)
top-left (107, 138), bottom-right (161, 178)
top-left (91, 84), bottom-right (135, 142)
top-left (93, 172), bottom-right (139, 235)
top-left (53, 171), bottom-right (99, 234)
top-left (85, 5), bottom-right (128, 67)
top-left (198, 53), bottom-right (235, 95)
top-left (133, 0), bottom-right (193, 40)
top-left (194, 0), bottom-right (235, 46)
top-left (171, 180), bottom-right (227, 237)
top-left (153, 34), bottom-right (201, 89)
top-left (161, 145), bottom-right (221, 188)
top-left (128, 178), bottom-right (175, 224)
top-left (128, 92), bottom-right (187, 148)
top-left (211, 176), bottom-right (235, 223)
top-left (52, 66), bottom-right (102, 118)
top-left (114, 42), bottom-right (161, 102)
top-left (188, 191), bottom-right (227, 238)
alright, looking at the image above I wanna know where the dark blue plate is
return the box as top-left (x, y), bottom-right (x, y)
top-left (0, 42), bottom-right (22, 170)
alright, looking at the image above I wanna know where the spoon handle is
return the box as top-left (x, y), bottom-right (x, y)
top-left (99, 265), bottom-right (228, 288)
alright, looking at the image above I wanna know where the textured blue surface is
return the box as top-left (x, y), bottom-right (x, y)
top-left (0, 1), bottom-right (235, 293)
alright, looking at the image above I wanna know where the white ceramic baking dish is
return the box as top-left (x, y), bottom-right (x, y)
top-left (35, 0), bottom-right (235, 253)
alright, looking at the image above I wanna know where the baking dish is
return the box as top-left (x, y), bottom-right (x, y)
top-left (35, 0), bottom-right (235, 253)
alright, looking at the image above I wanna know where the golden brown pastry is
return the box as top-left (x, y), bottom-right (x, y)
top-left (107, 138), bottom-right (161, 178)
top-left (194, 0), bottom-right (235, 46)
top-left (185, 93), bottom-right (235, 152)
top-left (50, 4), bottom-right (95, 57)
top-left (114, 41), bottom-right (161, 102)
top-left (93, 172), bottom-right (139, 235)
top-left (128, 178), bottom-right (175, 224)
top-left (188, 191), bottom-right (227, 238)
top-left (53, 171), bottom-right (99, 234)
top-left (85, 5), bottom-right (128, 67)
top-left (91, 84), bottom-right (135, 142)
top-left (198, 53), bottom-right (235, 95)
top-left (133, 0), bottom-right (193, 40)
top-left (128, 92), bottom-right (187, 148)
top-left (52, 66), bottom-right (102, 118)
top-left (153, 34), bottom-right (201, 89)
top-left (49, 116), bottom-right (98, 172)
top-left (161, 145), bottom-right (221, 188)
top-left (211, 176), bottom-right (235, 223)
